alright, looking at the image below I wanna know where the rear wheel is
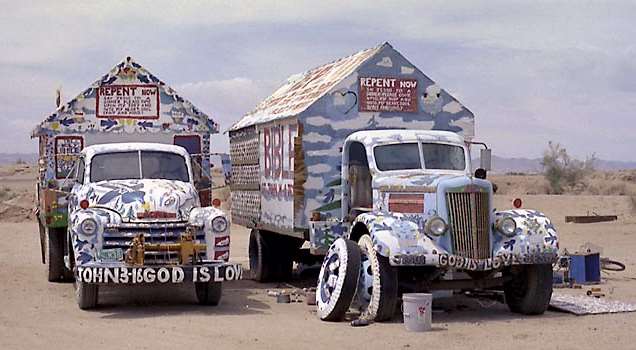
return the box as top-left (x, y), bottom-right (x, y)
top-left (249, 230), bottom-right (302, 282)
top-left (316, 238), bottom-right (361, 321)
top-left (45, 227), bottom-right (66, 282)
top-left (356, 235), bottom-right (398, 321)
top-left (249, 229), bottom-right (274, 282)
top-left (504, 264), bottom-right (553, 315)
top-left (195, 282), bottom-right (223, 306)
top-left (271, 234), bottom-right (303, 281)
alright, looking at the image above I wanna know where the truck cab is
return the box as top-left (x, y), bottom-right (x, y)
top-left (67, 143), bottom-right (241, 309)
top-left (316, 130), bottom-right (559, 321)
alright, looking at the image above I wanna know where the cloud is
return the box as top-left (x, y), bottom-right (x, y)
top-left (1, 1), bottom-right (635, 161)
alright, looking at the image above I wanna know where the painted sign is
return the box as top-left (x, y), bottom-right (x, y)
top-left (75, 265), bottom-right (242, 284)
top-left (55, 136), bottom-right (83, 179)
top-left (260, 122), bottom-right (297, 230)
top-left (358, 77), bottom-right (418, 112)
top-left (96, 84), bottom-right (160, 119)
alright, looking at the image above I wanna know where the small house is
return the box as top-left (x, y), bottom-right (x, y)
top-left (32, 57), bottom-right (218, 227)
top-left (228, 42), bottom-right (475, 235)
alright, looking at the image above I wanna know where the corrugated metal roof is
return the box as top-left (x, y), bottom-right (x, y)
top-left (229, 43), bottom-right (386, 131)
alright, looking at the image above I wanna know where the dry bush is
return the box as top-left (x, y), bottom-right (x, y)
top-left (542, 142), bottom-right (595, 194)
top-left (0, 187), bottom-right (13, 201)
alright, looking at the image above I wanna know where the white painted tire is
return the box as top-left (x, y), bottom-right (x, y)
top-left (357, 235), bottom-right (398, 321)
top-left (316, 238), bottom-right (361, 321)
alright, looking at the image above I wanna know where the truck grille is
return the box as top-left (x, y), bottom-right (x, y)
top-left (446, 192), bottom-right (490, 259)
top-left (102, 223), bottom-right (206, 265)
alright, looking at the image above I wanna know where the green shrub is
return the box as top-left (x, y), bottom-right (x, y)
top-left (541, 142), bottom-right (595, 194)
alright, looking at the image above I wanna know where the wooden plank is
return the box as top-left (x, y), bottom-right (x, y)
top-left (565, 215), bottom-right (618, 223)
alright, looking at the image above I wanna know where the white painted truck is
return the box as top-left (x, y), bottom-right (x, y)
top-left (228, 43), bottom-right (558, 321)
top-left (31, 57), bottom-right (240, 309)
top-left (67, 143), bottom-right (240, 309)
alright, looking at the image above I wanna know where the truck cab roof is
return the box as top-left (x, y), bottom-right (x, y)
top-left (346, 129), bottom-right (465, 147)
top-left (81, 142), bottom-right (191, 159)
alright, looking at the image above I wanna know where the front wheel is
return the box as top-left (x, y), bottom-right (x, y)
top-left (195, 282), bottom-right (223, 306)
top-left (75, 281), bottom-right (98, 310)
top-left (316, 238), bottom-right (361, 321)
top-left (504, 264), bottom-right (553, 315)
top-left (356, 235), bottom-right (398, 321)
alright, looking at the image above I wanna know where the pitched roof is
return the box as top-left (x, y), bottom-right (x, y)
top-left (228, 43), bottom-right (387, 131)
top-left (32, 57), bottom-right (218, 137)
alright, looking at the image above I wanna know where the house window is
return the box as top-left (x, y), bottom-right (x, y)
top-left (55, 136), bottom-right (83, 179)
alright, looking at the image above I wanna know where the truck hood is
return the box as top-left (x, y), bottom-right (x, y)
top-left (82, 179), bottom-right (199, 222)
top-left (373, 173), bottom-right (461, 191)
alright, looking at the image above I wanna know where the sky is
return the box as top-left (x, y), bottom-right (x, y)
top-left (1, 0), bottom-right (635, 161)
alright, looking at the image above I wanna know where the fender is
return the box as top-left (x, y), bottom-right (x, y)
top-left (492, 209), bottom-right (559, 263)
top-left (189, 206), bottom-right (231, 261)
top-left (351, 211), bottom-right (442, 259)
top-left (69, 208), bottom-right (120, 266)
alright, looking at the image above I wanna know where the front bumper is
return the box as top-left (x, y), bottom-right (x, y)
top-left (390, 252), bottom-right (558, 271)
top-left (75, 262), bottom-right (242, 284)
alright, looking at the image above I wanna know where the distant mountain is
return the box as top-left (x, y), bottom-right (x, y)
top-left (0, 153), bottom-right (37, 165)
top-left (476, 155), bottom-right (636, 174)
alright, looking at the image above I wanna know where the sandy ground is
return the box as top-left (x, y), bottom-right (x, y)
top-left (1, 167), bottom-right (636, 349)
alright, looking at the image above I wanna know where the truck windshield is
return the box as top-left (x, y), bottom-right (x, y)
top-left (90, 151), bottom-right (189, 182)
top-left (374, 143), bottom-right (421, 171)
top-left (374, 142), bottom-right (466, 171)
top-left (421, 143), bottom-right (465, 170)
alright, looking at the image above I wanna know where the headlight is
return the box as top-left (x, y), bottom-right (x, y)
top-left (497, 217), bottom-right (517, 237)
top-left (211, 216), bottom-right (228, 233)
top-left (80, 218), bottom-right (98, 235)
top-left (425, 216), bottom-right (447, 236)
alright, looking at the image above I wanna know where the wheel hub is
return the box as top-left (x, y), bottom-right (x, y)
top-left (357, 249), bottom-right (373, 308)
top-left (319, 253), bottom-right (340, 302)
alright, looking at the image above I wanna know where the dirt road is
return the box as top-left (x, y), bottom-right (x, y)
top-left (1, 195), bottom-right (636, 349)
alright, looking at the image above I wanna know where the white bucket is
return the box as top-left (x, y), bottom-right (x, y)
top-left (402, 293), bottom-right (433, 332)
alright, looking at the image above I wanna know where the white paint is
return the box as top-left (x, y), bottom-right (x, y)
top-left (307, 146), bottom-right (341, 157)
top-left (442, 101), bottom-right (464, 114)
top-left (401, 66), bottom-right (415, 74)
top-left (306, 114), bottom-right (374, 130)
top-left (305, 116), bottom-right (330, 127)
top-left (306, 198), bottom-right (325, 212)
top-left (304, 176), bottom-right (325, 190)
top-left (304, 132), bottom-right (332, 143)
top-left (376, 116), bottom-right (435, 129)
top-left (308, 163), bottom-right (332, 174)
top-left (377, 56), bottom-right (393, 67)
top-left (332, 92), bottom-right (347, 106)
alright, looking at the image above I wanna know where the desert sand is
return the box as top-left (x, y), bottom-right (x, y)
top-left (1, 165), bottom-right (636, 350)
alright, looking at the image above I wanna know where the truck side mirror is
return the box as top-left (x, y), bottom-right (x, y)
top-left (480, 148), bottom-right (492, 171)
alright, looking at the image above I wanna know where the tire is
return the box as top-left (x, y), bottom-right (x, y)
top-left (45, 227), bottom-right (66, 282)
top-left (316, 238), bottom-right (361, 321)
top-left (271, 235), bottom-right (303, 281)
top-left (195, 282), bottom-right (223, 306)
top-left (249, 229), bottom-right (275, 282)
top-left (75, 281), bottom-right (98, 310)
top-left (504, 264), bottom-right (553, 315)
top-left (357, 235), bottom-right (398, 321)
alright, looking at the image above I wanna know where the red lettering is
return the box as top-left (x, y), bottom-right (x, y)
top-left (263, 128), bottom-right (270, 178)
